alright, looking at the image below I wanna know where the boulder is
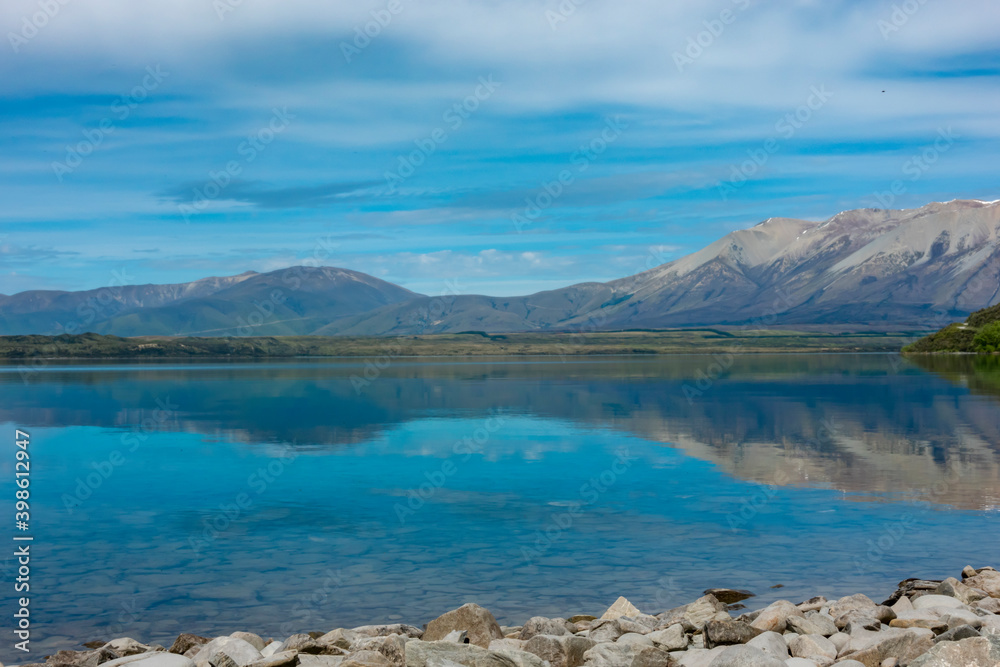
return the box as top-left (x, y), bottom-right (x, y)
top-left (974, 597), bottom-right (1000, 614)
top-left (352, 635), bottom-right (407, 667)
top-left (827, 634), bottom-right (849, 654)
top-left (602, 598), bottom-right (642, 621)
top-left (105, 639), bottom-right (152, 657)
top-left (352, 626), bottom-right (422, 639)
top-left (705, 645), bottom-right (785, 667)
top-left (615, 634), bottom-right (653, 649)
top-left (619, 619), bottom-right (655, 635)
top-left (582, 643), bottom-right (674, 667)
top-left (192, 637), bottom-right (263, 667)
top-left (829, 662), bottom-right (865, 667)
top-left (424, 605), bottom-right (504, 648)
top-left (589, 620), bottom-right (626, 644)
top-left (703, 621), bottom-right (762, 648)
top-left (911, 596), bottom-right (965, 611)
top-left (646, 625), bottom-right (687, 651)
top-left (787, 614), bottom-right (838, 638)
top-left (888, 611), bottom-right (948, 634)
top-left (297, 657), bottom-right (345, 667)
top-left (523, 635), bottom-right (596, 667)
top-left (520, 617), bottom-right (571, 640)
top-left (230, 635), bottom-right (266, 652)
top-left (964, 570), bottom-right (1000, 598)
top-left (934, 577), bottom-right (986, 605)
top-left (100, 655), bottom-right (195, 667)
top-left (750, 602), bottom-right (804, 634)
top-left (909, 634), bottom-right (1000, 666)
top-left (342, 650), bottom-right (391, 667)
top-left (318, 630), bottom-right (359, 651)
top-left (787, 635), bottom-right (837, 663)
top-left (170, 636), bottom-right (211, 656)
top-left (745, 632), bottom-right (788, 660)
top-left (245, 651), bottom-right (298, 667)
top-left (703, 590), bottom-right (756, 605)
top-left (838, 630), bottom-right (933, 667)
top-left (685, 597), bottom-right (728, 629)
top-left (932, 624), bottom-right (980, 643)
top-left (488, 646), bottom-right (549, 667)
top-left (404, 641), bottom-right (516, 667)
top-left (674, 647), bottom-right (727, 667)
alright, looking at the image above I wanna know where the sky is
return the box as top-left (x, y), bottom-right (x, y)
top-left (1, 0), bottom-right (998, 297)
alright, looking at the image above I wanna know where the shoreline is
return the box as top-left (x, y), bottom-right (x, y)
top-left (16, 566), bottom-right (1000, 667)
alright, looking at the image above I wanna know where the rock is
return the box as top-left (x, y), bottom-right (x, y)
top-left (785, 660), bottom-right (820, 667)
top-left (100, 656), bottom-right (195, 667)
top-left (581, 643), bottom-right (675, 667)
top-left (615, 634), bottom-right (654, 649)
top-left (911, 596), bottom-right (965, 611)
top-left (523, 635), bottom-right (596, 667)
top-left (352, 635), bottom-right (407, 667)
top-left (404, 641), bottom-right (516, 667)
top-left (520, 617), bottom-right (571, 640)
top-left (589, 620), bottom-right (626, 644)
top-left (352, 626), bottom-right (422, 639)
top-left (229, 635), bottom-right (266, 652)
top-left (786, 614), bottom-right (838, 638)
top-left (842, 619), bottom-right (881, 635)
top-left (570, 616), bottom-right (597, 624)
top-left (318, 630), bottom-right (359, 651)
top-left (245, 652), bottom-right (298, 667)
top-left (618, 618), bottom-right (656, 635)
top-left (443, 631), bottom-right (471, 644)
top-left (647, 626), bottom-right (687, 651)
top-left (297, 657), bottom-right (344, 667)
top-left (889, 598), bottom-right (912, 615)
top-left (685, 597), bottom-right (729, 629)
top-left (962, 566), bottom-right (978, 580)
top-left (602, 597), bottom-right (642, 621)
top-left (192, 637), bottom-right (263, 667)
top-left (879, 660), bottom-right (897, 667)
top-left (703, 590), bottom-right (756, 605)
top-left (787, 635), bottom-right (837, 663)
top-left (888, 611), bottom-right (948, 634)
top-left (909, 634), bottom-right (1000, 666)
top-left (827, 634), bottom-right (849, 654)
top-left (705, 645), bottom-right (786, 667)
top-left (797, 598), bottom-right (828, 614)
top-left (488, 646), bottom-right (549, 667)
top-left (964, 570), bottom-right (1000, 598)
top-left (974, 597), bottom-right (1000, 614)
top-left (751, 602), bottom-right (804, 634)
top-left (939, 609), bottom-right (983, 630)
top-left (171, 636), bottom-right (211, 656)
top-left (839, 630), bottom-right (933, 667)
top-left (932, 624), bottom-right (980, 643)
top-left (745, 633), bottom-right (789, 660)
top-left (704, 621), bottom-right (762, 648)
top-left (829, 596), bottom-right (877, 621)
top-left (424, 604), bottom-right (504, 649)
top-left (934, 577), bottom-right (987, 605)
top-left (342, 650), bottom-right (391, 667)
top-left (829, 662), bottom-right (865, 667)
top-left (675, 647), bottom-right (727, 667)
top-left (105, 639), bottom-right (152, 657)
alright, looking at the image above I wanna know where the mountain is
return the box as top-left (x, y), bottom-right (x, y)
top-left (333, 198), bottom-right (1000, 335)
top-left (1, 198), bottom-right (998, 336)
top-left (0, 267), bottom-right (420, 336)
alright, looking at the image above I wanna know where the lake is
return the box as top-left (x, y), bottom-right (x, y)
top-left (1, 354), bottom-right (998, 659)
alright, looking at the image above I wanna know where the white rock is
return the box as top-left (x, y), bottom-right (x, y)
top-left (829, 662), bottom-right (865, 667)
top-left (614, 633), bottom-right (653, 648)
top-left (260, 644), bottom-right (281, 658)
top-left (784, 659), bottom-right (819, 667)
top-left (647, 625), bottom-right (687, 651)
top-left (787, 634), bottom-right (837, 662)
top-left (747, 632), bottom-right (790, 659)
top-left (192, 637), bottom-right (263, 667)
top-left (102, 655), bottom-right (196, 667)
top-left (601, 597), bottom-right (641, 621)
top-left (911, 595), bottom-right (965, 610)
top-left (298, 657), bottom-right (344, 667)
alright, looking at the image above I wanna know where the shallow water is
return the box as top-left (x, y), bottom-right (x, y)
top-left (1, 354), bottom-right (998, 658)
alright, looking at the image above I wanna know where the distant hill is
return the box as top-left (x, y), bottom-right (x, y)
top-left (1, 199), bottom-right (998, 336)
top-left (904, 303), bottom-right (1000, 353)
top-left (0, 267), bottom-right (420, 337)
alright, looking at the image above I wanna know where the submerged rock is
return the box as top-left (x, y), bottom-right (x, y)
top-left (702, 590), bottom-right (755, 605)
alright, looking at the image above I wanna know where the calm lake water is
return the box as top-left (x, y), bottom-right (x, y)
top-left (1, 354), bottom-right (999, 658)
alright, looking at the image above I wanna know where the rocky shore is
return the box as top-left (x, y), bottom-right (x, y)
top-left (13, 566), bottom-right (1000, 667)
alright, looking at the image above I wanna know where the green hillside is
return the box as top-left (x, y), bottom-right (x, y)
top-left (904, 303), bottom-right (1000, 354)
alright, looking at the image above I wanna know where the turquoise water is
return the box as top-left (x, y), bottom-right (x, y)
top-left (1, 355), bottom-right (998, 658)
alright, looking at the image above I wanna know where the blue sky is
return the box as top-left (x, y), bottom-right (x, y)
top-left (1, 0), bottom-right (998, 296)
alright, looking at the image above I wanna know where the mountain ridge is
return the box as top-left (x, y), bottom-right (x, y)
top-left (1, 198), bottom-right (997, 336)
